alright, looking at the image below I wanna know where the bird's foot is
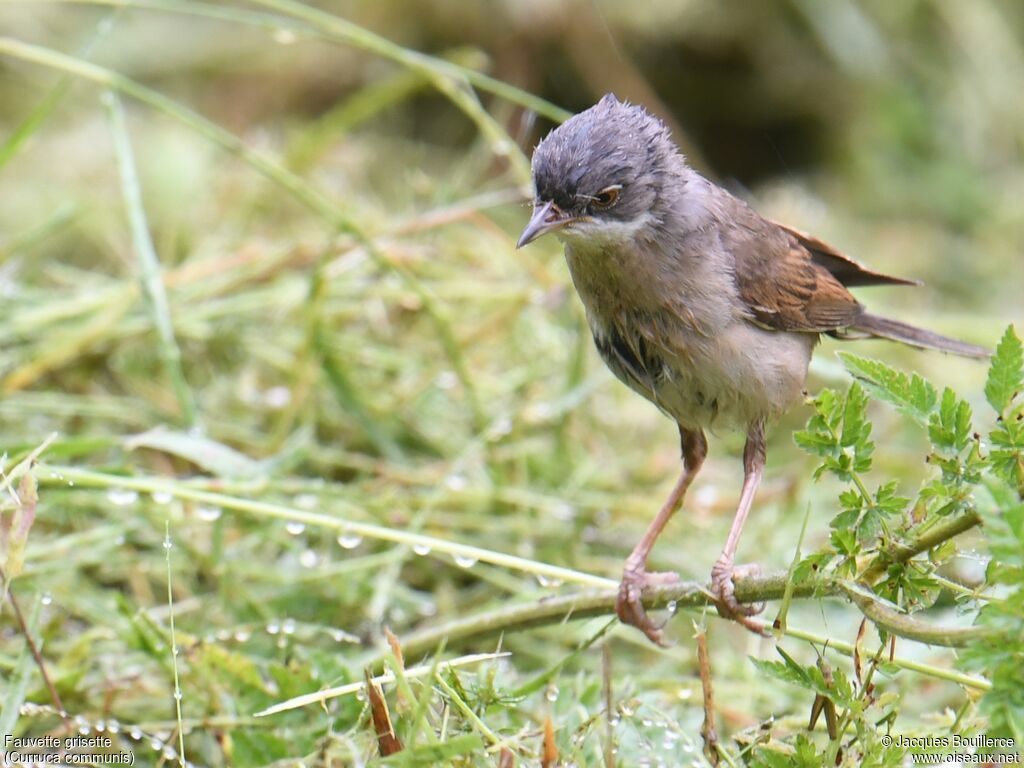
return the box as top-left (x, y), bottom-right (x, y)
top-left (616, 559), bottom-right (680, 647)
top-left (710, 557), bottom-right (769, 635)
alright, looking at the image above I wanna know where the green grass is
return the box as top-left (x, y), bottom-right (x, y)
top-left (0, 1), bottom-right (1021, 766)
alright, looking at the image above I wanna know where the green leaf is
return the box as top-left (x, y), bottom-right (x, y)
top-left (928, 388), bottom-right (973, 452)
top-left (985, 326), bottom-right (1023, 415)
top-left (840, 352), bottom-right (938, 423)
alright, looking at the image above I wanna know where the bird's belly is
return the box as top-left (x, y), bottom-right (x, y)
top-left (592, 317), bottom-right (815, 430)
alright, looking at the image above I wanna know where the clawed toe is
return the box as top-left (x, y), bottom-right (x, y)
top-left (615, 566), bottom-right (680, 646)
top-left (710, 559), bottom-right (769, 635)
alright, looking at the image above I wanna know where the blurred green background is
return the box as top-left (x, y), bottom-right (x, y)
top-left (0, 1), bottom-right (1021, 765)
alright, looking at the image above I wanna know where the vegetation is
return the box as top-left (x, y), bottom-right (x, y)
top-left (0, 1), bottom-right (1021, 766)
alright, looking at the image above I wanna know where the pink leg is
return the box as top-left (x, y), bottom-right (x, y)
top-left (616, 427), bottom-right (706, 646)
top-left (711, 419), bottom-right (769, 634)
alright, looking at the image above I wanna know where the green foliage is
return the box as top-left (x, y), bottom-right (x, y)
top-left (787, 326), bottom-right (1024, 762)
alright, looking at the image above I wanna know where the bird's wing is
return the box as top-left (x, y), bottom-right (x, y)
top-left (770, 221), bottom-right (920, 288)
top-left (725, 207), bottom-right (865, 333)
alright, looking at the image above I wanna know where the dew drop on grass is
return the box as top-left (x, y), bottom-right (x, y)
top-left (107, 488), bottom-right (139, 506)
top-left (151, 491), bottom-right (173, 505)
top-left (273, 28), bottom-right (297, 45)
top-left (444, 474), bottom-right (467, 491)
top-left (299, 549), bottom-right (319, 568)
top-left (41, 592), bottom-right (52, 605)
top-left (666, 600), bottom-right (677, 613)
top-left (545, 685), bottom-right (559, 702)
top-left (196, 506), bottom-right (222, 522)
top-left (234, 629), bottom-right (252, 642)
top-left (536, 574), bottom-right (563, 588)
top-left (336, 532), bottom-right (363, 549)
top-left (413, 543), bottom-right (431, 556)
top-left (107, 720), bottom-right (120, 734)
top-left (294, 493), bottom-right (318, 509)
top-left (435, 371), bottom-right (458, 390)
top-left (129, 727), bottom-right (143, 741)
top-left (453, 554), bottom-right (478, 568)
top-left (282, 618), bottom-right (296, 635)
top-left (285, 521), bottom-right (306, 536)
top-left (162, 537), bottom-right (173, 550)
top-left (266, 621), bottom-right (281, 635)
top-left (263, 385), bottom-right (292, 408)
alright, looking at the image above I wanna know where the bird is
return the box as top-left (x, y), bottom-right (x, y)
top-left (516, 93), bottom-right (989, 645)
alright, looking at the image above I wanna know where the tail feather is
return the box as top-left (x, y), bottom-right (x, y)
top-left (851, 313), bottom-right (990, 359)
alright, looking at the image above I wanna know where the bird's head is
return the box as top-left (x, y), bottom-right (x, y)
top-left (517, 94), bottom-right (681, 249)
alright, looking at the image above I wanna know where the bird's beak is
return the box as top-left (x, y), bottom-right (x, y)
top-left (516, 200), bottom-right (570, 248)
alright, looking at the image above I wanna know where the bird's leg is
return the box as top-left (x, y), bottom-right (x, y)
top-left (711, 419), bottom-right (769, 634)
top-left (616, 426), bottom-right (706, 646)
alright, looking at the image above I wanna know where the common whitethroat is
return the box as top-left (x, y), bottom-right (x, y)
top-left (517, 94), bottom-right (988, 645)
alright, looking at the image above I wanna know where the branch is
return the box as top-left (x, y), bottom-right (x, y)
top-left (398, 510), bottom-right (986, 659)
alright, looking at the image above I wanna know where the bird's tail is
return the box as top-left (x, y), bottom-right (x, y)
top-left (851, 313), bottom-right (990, 359)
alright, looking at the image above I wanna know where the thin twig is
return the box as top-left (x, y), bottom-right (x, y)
top-left (695, 626), bottom-right (719, 766)
top-left (0, 567), bottom-right (68, 724)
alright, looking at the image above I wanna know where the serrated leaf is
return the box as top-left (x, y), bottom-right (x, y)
top-left (986, 326), bottom-right (1023, 415)
top-left (840, 352), bottom-right (938, 423)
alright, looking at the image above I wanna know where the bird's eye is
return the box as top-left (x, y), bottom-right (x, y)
top-left (591, 185), bottom-right (621, 210)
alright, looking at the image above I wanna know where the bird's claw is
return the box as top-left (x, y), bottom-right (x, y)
top-left (711, 558), bottom-right (769, 635)
top-left (615, 561), bottom-right (680, 647)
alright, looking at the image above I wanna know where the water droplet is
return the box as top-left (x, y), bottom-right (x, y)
top-left (444, 474), bottom-right (467, 491)
top-left (681, 742), bottom-right (695, 753)
top-left (642, 718), bottom-right (653, 727)
top-left (294, 493), bottom-right (318, 509)
top-left (266, 622), bottom-right (281, 635)
top-left (545, 685), bottom-right (559, 702)
top-left (129, 727), bottom-right (143, 740)
top-left (285, 521), bottom-right (306, 536)
top-left (215, 629), bottom-right (230, 642)
top-left (79, 724), bottom-right (91, 735)
top-left (663, 732), bottom-right (678, 749)
top-left (282, 618), bottom-right (296, 635)
top-left (299, 549), bottom-right (319, 568)
top-left (413, 543), bottom-right (431, 556)
top-left (620, 703), bottom-right (635, 717)
top-left (355, 687), bottom-right (367, 701)
top-left (435, 371), bottom-right (459, 390)
top-left (263, 385), bottom-right (292, 408)
top-left (336, 532), bottom-right (363, 549)
top-left (551, 502), bottom-right (575, 521)
top-left (234, 629), bottom-right (252, 642)
top-left (537, 574), bottom-right (563, 588)
top-left (273, 28), bottom-right (297, 45)
top-left (162, 537), bottom-right (173, 550)
top-left (107, 488), bottom-right (139, 506)
top-left (453, 554), bottom-right (478, 568)
top-left (487, 417), bottom-right (513, 440)
top-left (196, 505), bottom-right (222, 522)
top-left (331, 629), bottom-right (352, 642)
top-left (666, 600), bottom-right (677, 613)
top-left (677, 688), bottom-right (693, 700)
top-left (173, 688), bottom-right (182, 701)
top-left (151, 491), bottom-right (173, 505)
top-left (162, 745), bottom-right (178, 760)
top-left (40, 592), bottom-right (52, 606)
top-left (172, 644), bottom-right (179, 656)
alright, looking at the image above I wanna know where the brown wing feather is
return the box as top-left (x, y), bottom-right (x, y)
top-left (726, 207), bottom-right (864, 333)
top-left (770, 220), bottom-right (920, 288)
